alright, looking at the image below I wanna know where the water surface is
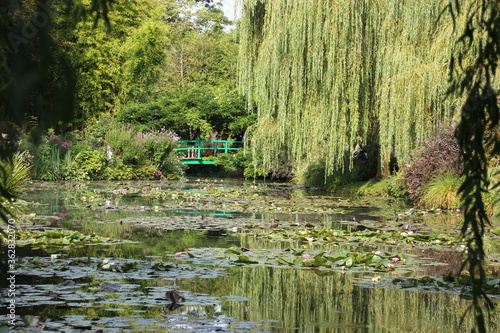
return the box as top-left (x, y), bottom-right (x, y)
top-left (2, 179), bottom-right (499, 332)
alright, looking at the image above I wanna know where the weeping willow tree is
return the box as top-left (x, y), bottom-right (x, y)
top-left (238, 0), bottom-right (488, 178)
top-left (447, 0), bottom-right (499, 331)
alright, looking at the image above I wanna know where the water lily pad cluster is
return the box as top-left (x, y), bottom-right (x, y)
top-left (59, 183), bottom-right (366, 216)
top-left (177, 246), bottom-right (414, 274)
top-left (239, 227), bottom-right (465, 248)
top-left (3, 229), bottom-right (122, 247)
top-left (272, 249), bottom-right (408, 272)
top-left (14, 255), bottom-right (227, 281)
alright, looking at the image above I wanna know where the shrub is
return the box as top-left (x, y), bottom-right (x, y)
top-left (419, 173), bottom-right (462, 209)
top-left (140, 127), bottom-right (180, 173)
top-left (234, 149), bottom-right (268, 179)
top-left (74, 146), bottom-right (107, 180)
top-left (158, 162), bottom-right (184, 179)
top-left (133, 161), bottom-right (158, 180)
top-left (103, 158), bottom-right (135, 180)
top-left (386, 173), bottom-right (408, 198)
top-left (85, 114), bottom-right (115, 145)
top-left (213, 153), bottom-right (238, 173)
top-left (105, 123), bottom-right (146, 165)
top-left (104, 124), bottom-right (183, 179)
top-left (301, 158), bottom-right (359, 190)
top-left (300, 159), bottom-right (327, 188)
top-left (402, 127), bottom-right (462, 203)
top-left (0, 152), bottom-right (31, 196)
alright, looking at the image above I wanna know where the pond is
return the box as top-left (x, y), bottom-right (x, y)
top-left (2, 179), bottom-right (500, 332)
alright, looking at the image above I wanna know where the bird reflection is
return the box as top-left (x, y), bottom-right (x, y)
top-left (165, 290), bottom-right (186, 311)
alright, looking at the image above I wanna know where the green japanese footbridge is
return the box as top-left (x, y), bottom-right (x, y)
top-left (176, 140), bottom-right (244, 165)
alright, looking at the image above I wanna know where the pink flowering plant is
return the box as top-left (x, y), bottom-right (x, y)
top-left (140, 127), bottom-right (181, 177)
top-left (103, 123), bottom-right (183, 179)
top-left (27, 124), bottom-right (184, 180)
top-left (112, 189), bottom-right (128, 195)
top-left (29, 130), bottom-right (78, 180)
top-left (48, 135), bottom-right (72, 149)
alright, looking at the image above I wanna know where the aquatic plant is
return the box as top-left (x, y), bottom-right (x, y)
top-left (2, 228), bottom-right (121, 247)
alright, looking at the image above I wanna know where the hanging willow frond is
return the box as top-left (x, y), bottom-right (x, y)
top-left (238, 0), bottom-right (495, 178)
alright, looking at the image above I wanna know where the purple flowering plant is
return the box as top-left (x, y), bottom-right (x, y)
top-left (139, 128), bottom-right (180, 169)
top-left (48, 135), bottom-right (72, 149)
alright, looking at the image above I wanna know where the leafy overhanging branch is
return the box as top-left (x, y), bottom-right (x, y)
top-left (447, 0), bottom-right (499, 331)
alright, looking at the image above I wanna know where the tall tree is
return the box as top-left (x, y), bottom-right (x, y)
top-left (158, 1), bottom-right (238, 93)
top-left (116, 0), bottom-right (247, 138)
top-left (52, 0), bottom-right (170, 130)
top-left (238, 0), bottom-right (486, 178)
top-left (0, 0), bottom-right (119, 292)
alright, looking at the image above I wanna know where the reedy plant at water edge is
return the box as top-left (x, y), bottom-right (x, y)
top-left (0, 151), bottom-right (31, 197)
top-left (420, 173), bottom-right (462, 210)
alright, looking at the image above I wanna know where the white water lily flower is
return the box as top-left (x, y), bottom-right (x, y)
top-left (102, 262), bottom-right (115, 270)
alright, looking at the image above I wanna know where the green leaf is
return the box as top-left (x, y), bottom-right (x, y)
top-left (345, 257), bottom-right (354, 268)
top-left (225, 247), bottom-right (243, 255)
top-left (277, 257), bottom-right (293, 265)
top-left (293, 257), bottom-right (304, 266)
top-left (235, 255), bottom-right (258, 264)
top-left (486, 278), bottom-right (500, 286)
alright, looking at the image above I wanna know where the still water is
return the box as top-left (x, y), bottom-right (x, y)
top-left (2, 179), bottom-right (499, 332)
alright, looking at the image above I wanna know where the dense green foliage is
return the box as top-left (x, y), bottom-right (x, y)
top-left (238, 0), bottom-right (498, 180)
top-left (0, 152), bottom-right (31, 196)
top-left (447, 0), bottom-right (500, 329)
top-left (117, 89), bottom-right (255, 139)
top-left (1, 0), bottom-right (256, 181)
top-left (22, 124), bottom-right (183, 180)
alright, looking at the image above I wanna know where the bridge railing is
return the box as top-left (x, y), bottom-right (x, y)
top-left (176, 140), bottom-right (244, 159)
